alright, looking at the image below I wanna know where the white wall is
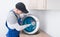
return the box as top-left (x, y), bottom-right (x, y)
top-left (47, 0), bottom-right (60, 37)
top-left (45, 10), bottom-right (60, 37)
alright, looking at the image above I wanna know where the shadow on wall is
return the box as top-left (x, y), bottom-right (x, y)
top-left (29, 9), bottom-right (47, 31)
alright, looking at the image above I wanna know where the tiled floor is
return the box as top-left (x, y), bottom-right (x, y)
top-left (20, 30), bottom-right (51, 37)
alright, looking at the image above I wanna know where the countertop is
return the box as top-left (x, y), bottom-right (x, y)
top-left (19, 30), bottom-right (51, 37)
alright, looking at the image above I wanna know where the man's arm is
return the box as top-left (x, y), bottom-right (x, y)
top-left (7, 22), bottom-right (30, 31)
top-left (7, 12), bottom-right (30, 31)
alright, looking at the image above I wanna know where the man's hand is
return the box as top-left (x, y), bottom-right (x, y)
top-left (24, 21), bottom-right (35, 28)
top-left (31, 21), bottom-right (35, 26)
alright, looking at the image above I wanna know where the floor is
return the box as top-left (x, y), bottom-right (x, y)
top-left (20, 30), bottom-right (51, 37)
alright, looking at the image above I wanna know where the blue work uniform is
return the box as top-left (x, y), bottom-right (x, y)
top-left (5, 10), bottom-right (23, 37)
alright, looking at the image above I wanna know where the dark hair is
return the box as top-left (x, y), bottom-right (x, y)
top-left (16, 2), bottom-right (28, 13)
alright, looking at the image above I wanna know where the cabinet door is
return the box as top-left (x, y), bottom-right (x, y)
top-left (29, 0), bottom-right (47, 10)
top-left (47, 0), bottom-right (60, 10)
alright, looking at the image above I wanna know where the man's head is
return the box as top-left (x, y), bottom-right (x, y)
top-left (14, 2), bottom-right (28, 14)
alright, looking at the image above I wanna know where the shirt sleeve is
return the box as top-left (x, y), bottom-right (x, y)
top-left (7, 12), bottom-right (30, 31)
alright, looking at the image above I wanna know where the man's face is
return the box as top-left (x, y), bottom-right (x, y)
top-left (15, 9), bottom-right (23, 14)
top-left (17, 9), bottom-right (23, 14)
top-left (15, 8), bottom-right (26, 18)
top-left (16, 9), bottom-right (26, 18)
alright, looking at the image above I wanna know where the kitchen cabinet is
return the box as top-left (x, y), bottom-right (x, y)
top-left (28, 0), bottom-right (47, 10)
top-left (47, 0), bottom-right (60, 10)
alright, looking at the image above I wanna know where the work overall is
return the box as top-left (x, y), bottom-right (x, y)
top-left (6, 10), bottom-right (22, 37)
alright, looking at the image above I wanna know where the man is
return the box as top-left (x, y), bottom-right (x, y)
top-left (6, 2), bottom-right (31, 37)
